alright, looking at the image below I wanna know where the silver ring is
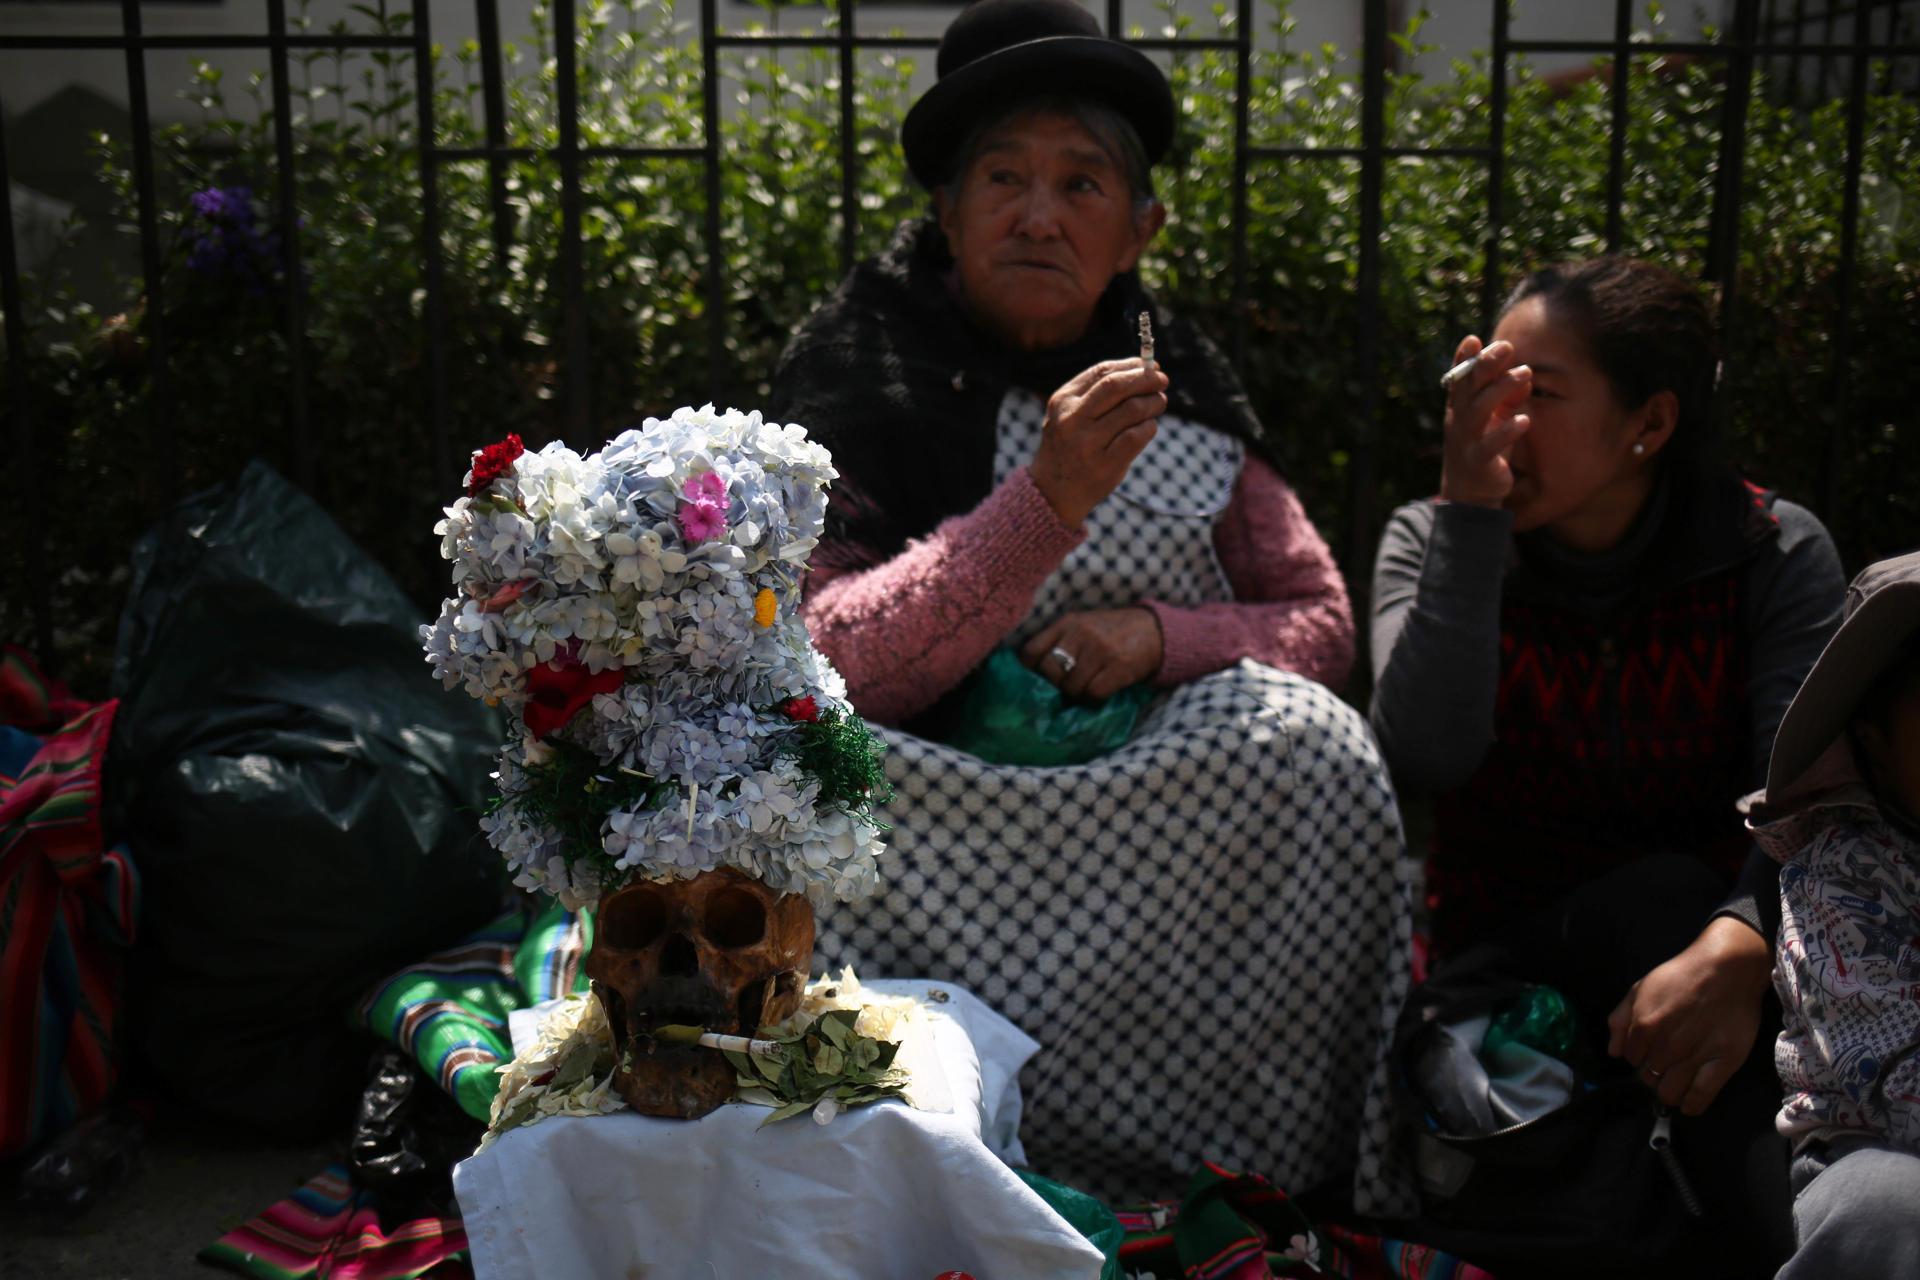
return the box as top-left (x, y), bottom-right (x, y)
top-left (1048, 646), bottom-right (1076, 674)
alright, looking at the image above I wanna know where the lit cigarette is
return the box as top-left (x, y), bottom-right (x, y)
top-left (1440, 350), bottom-right (1485, 390)
top-left (1138, 311), bottom-right (1155, 367)
top-left (651, 1024), bottom-right (783, 1056)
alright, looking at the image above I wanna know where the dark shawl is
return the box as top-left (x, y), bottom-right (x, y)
top-left (766, 216), bottom-right (1276, 568)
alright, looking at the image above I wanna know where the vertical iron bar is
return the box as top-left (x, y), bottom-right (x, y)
top-left (1349, 0), bottom-right (1386, 597)
top-left (477, 0), bottom-right (514, 264)
top-left (1823, 0), bottom-right (1872, 519)
top-left (1707, 0), bottom-right (1759, 359)
top-left (1787, 0), bottom-right (1806, 103)
top-left (1604, 0), bottom-right (1630, 252)
top-left (0, 113), bottom-right (54, 667)
top-left (1230, 0), bottom-right (1252, 370)
top-left (413, 0), bottom-right (449, 483)
top-left (1818, 0), bottom-right (1837, 98)
top-left (1481, 0), bottom-right (1510, 337)
top-left (267, 0), bottom-right (313, 491)
top-left (1107, 0), bottom-right (1123, 37)
top-left (838, 0), bottom-right (857, 274)
top-left (556, 0), bottom-right (589, 437)
top-left (121, 0), bottom-right (173, 490)
top-left (702, 0), bottom-right (726, 392)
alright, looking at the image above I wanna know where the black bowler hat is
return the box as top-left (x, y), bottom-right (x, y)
top-left (900, 0), bottom-right (1174, 190)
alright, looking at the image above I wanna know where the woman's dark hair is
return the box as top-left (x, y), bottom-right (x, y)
top-left (1501, 256), bottom-right (1720, 470)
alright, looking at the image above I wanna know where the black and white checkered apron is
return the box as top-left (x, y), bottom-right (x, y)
top-left (816, 391), bottom-right (1416, 1212)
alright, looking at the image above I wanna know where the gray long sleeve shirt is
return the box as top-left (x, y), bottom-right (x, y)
top-left (1368, 483), bottom-right (1845, 942)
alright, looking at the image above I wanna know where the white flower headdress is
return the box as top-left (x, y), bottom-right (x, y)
top-left (422, 405), bottom-right (889, 910)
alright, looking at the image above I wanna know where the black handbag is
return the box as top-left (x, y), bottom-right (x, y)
top-left (1391, 943), bottom-right (1713, 1280)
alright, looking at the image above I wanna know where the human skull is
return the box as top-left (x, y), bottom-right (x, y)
top-left (586, 867), bottom-right (815, 1118)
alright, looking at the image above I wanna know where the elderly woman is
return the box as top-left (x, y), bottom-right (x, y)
top-left (770, 0), bottom-right (1414, 1208)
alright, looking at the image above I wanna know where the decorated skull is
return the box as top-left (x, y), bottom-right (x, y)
top-left (586, 866), bottom-right (816, 1118)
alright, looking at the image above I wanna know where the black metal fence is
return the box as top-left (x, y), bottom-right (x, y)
top-left (2, 0), bottom-right (1917, 670)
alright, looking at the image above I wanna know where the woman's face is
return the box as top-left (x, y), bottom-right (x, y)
top-left (936, 110), bottom-right (1161, 351)
top-left (1491, 294), bottom-right (1670, 548)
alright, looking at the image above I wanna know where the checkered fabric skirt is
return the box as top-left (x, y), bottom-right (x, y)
top-left (816, 660), bottom-right (1417, 1214)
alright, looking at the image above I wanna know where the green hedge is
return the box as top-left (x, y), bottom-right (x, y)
top-left (4, 0), bottom-right (1916, 693)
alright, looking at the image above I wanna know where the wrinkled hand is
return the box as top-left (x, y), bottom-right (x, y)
top-left (1440, 336), bottom-right (1533, 509)
top-left (1030, 359), bottom-right (1169, 527)
top-left (1607, 916), bottom-right (1773, 1116)
top-left (1021, 608), bottom-right (1163, 702)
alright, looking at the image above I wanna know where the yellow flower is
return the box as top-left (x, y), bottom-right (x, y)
top-left (754, 587), bottom-right (778, 628)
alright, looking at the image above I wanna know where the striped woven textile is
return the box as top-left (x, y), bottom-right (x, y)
top-left (0, 648), bottom-right (137, 1159)
top-left (198, 1163), bottom-right (471, 1280)
top-left (352, 901), bottom-right (592, 1122)
top-left (1113, 1163), bottom-right (1497, 1280)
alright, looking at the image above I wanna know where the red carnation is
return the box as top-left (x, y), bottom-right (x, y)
top-left (467, 433), bottom-right (526, 496)
top-left (523, 661), bottom-right (626, 740)
top-left (781, 695), bottom-right (820, 723)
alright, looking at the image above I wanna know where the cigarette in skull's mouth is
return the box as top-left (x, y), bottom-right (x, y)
top-left (651, 1024), bottom-right (782, 1057)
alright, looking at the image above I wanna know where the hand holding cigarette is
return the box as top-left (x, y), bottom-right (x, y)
top-left (1439, 334), bottom-right (1533, 510)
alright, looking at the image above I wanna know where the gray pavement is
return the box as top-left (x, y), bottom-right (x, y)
top-left (1, 1118), bottom-right (339, 1280)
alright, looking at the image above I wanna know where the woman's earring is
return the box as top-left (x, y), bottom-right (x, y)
top-left (1632, 443), bottom-right (1646, 456)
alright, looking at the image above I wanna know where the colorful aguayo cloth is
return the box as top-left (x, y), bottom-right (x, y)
top-left (353, 899), bottom-right (593, 1122)
top-left (0, 646), bottom-right (138, 1159)
top-left (198, 905), bottom-right (593, 1280)
top-left (1116, 1164), bottom-right (1497, 1280)
top-left (199, 1163), bottom-right (470, 1280)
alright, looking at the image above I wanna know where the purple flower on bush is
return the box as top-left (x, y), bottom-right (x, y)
top-left (186, 184), bottom-right (283, 294)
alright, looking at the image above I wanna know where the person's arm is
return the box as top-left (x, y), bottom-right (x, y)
top-left (1610, 498), bottom-right (1848, 1115)
top-left (1710, 499), bottom-right (1847, 942)
top-left (801, 466), bottom-right (1083, 726)
top-left (1140, 454), bottom-right (1354, 691)
top-left (1367, 499), bottom-right (1514, 791)
top-left (1777, 825), bottom-right (1920, 1150)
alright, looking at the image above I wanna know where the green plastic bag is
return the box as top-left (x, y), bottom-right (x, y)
top-left (944, 648), bottom-right (1151, 766)
top-left (1015, 1169), bottom-right (1125, 1280)
top-left (1482, 983), bottom-right (1580, 1061)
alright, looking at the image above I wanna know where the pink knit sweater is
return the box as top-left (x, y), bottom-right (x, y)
top-left (802, 454), bottom-right (1355, 725)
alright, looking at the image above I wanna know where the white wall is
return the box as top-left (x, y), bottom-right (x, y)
top-left (1, 0), bottom-right (1726, 124)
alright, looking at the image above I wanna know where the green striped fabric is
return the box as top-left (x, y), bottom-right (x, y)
top-left (353, 900), bottom-right (592, 1122)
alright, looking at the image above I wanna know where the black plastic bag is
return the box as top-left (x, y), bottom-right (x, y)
top-left (109, 461), bottom-right (504, 1138)
top-left (351, 1049), bottom-right (482, 1223)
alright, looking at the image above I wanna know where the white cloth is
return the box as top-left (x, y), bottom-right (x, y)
top-left (456, 978), bottom-right (1106, 1279)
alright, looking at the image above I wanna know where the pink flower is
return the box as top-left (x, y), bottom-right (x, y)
top-left (475, 579), bottom-right (532, 612)
top-left (678, 472), bottom-right (729, 541)
top-left (678, 499), bottom-right (727, 542)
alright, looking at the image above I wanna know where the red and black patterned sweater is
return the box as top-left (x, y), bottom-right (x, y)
top-left (1369, 467), bottom-right (1847, 958)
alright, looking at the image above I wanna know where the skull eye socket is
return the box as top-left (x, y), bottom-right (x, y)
top-left (703, 884), bottom-right (768, 948)
top-left (600, 886), bottom-right (671, 949)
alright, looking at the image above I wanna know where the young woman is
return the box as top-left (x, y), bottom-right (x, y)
top-left (1370, 257), bottom-right (1846, 1273)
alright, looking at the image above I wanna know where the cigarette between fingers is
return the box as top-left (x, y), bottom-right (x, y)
top-left (1440, 350), bottom-right (1484, 390)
